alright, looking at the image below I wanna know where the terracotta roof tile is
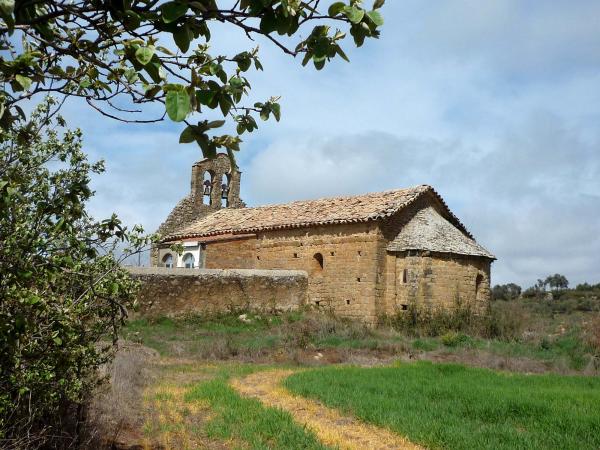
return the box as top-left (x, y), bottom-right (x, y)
top-left (165, 185), bottom-right (449, 241)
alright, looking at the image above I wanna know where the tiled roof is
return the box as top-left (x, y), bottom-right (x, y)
top-left (164, 185), bottom-right (472, 241)
top-left (386, 206), bottom-right (495, 259)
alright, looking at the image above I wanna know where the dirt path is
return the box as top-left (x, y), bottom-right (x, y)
top-left (231, 369), bottom-right (424, 450)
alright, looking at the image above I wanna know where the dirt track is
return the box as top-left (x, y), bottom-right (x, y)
top-left (231, 369), bottom-right (424, 450)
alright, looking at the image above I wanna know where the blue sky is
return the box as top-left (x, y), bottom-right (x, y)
top-left (55, 0), bottom-right (600, 288)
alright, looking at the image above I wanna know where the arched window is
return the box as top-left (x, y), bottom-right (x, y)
top-left (202, 171), bottom-right (213, 205)
top-left (475, 274), bottom-right (484, 299)
top-left (221, 173), bottom-right (230, 207)
top-left (183, 253), bottom-right (195, 269)
top-left (162, 254), bottom-right (173, 268)
top-left (311, 253), bottom-right (324, 274)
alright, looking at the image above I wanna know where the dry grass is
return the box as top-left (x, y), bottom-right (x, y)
top-left (85, 342), bottom-right (159, 448)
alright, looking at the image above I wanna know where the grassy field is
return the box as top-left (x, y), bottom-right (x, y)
top-left (91, 298), bottom-right (599, 448)
top-left (285, 362), bottom-right (600, 450)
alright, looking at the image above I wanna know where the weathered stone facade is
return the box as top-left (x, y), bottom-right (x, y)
top-left (128, 267), bottom-right (307, 317)
top-left (152, 154), bottom-right (495, 324)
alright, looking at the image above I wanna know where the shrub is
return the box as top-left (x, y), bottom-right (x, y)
top-left (0, 101), bottom-right (153, 448)
top-left (388, 297), bottom-right (525, 341)
top-left (441, 332), bottom-right (474, 348)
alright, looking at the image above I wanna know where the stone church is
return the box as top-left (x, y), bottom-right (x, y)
top-left (153, 153), bottom-right (495, 323)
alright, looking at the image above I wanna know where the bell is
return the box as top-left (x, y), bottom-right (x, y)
top-left (203, 180), bottom-right (211, 196)
top-left (221, 184), bottom-right (229, 199)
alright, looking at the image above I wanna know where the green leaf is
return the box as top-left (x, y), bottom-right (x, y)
top-left (373, 0), bottom-right (385, 9)
top-left (219, 95), bottom-right (232, 116)
top-left (328, 2), bottom-right (345, 16)
top-left (160, 1), bottom-right (188, 23)
top-left (271, 103), bottom-right (281, 122)
top-left (135, 45), bottom-right (155, 65)
top-left (335, 45), bottom-right (350, 62)
top-left (179, 125), bottom-right (197, 143)
top-left (343, 6), bottom-right (365, 24)
top-left (0, 0), bottom-right (14, 30)
top-left (234, 52), bottom-right (252, 71)
top-left (366, 10), bottom-right (384, 26)
top-left (165, 90), bottom-right (191, 122)
top-left (260, 11), bottom-right (278, 34)
top-left (124, 68), bottom-right (138, 83)
top-left (173, 26), bottom-right (192, 52)
top-left (53, 337), bottom-right (62, 346)
top-left (206, 120), bottom-right (225, 129)
top-left (15, 75), bottom-right (32, 91)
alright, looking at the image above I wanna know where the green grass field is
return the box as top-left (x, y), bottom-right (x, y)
top-left (284, 362), bottom-right (600, 450)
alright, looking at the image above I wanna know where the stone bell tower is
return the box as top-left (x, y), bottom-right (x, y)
top-left (151, 153), bottom-right (244, 266)
top-left (190, 153), bottom-right (243, 209)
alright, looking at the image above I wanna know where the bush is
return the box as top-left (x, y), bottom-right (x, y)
top-left (387, 297), bottom-right (525, 342)
top-left (441, 332), bottom-right (474, 348)
top-left (0, 101), bottom-right (153, 448)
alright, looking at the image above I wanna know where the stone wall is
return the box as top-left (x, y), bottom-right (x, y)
top-left (383, 251), bottom-right (491, 315)
top-left (128, 267), bottom-right (307, 317)
top-left (204, 236), bottom-right (257, 269)
top-left (194, 223), bottom-right (383, 323)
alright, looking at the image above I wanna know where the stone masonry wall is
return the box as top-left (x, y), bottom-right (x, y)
top-left (193, 223), bottom-right (382, 323)
top-left (386, 252), bottom-right (491, 315)
top-left (128, 267), bottom-right (307, 317)
top-left (204, 237), bottom-right (257, 269)
top-left (255, 223), bottom-right (381, 323)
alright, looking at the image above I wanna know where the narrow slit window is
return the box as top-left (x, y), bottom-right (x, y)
top-left (402, 268), bottom-right (408, 283)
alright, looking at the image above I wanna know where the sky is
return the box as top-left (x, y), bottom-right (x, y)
top-left (55, 0), bottom-right (600, 288)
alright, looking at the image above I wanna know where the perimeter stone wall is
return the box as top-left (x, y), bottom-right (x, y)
top-left (128, 267), bottom-right (307, 317)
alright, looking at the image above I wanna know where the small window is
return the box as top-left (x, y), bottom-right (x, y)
top-left (330, 251), bottom-right (335, 256)
top-left (257, 255), bottom-right (261, 260)
top-left (401, 304), bottom-right (408, 311)
top-left (402, 268), bottom-right (408, 283)
top-left (183, 253), bottom-right (195, 269)
top-left (356, 277), bottom-right (361, 282)
top-left (162, 254), bottom-right (173, 269)
top-left (315, 301), bottom-right (321, 306)
top-left (313, 253), bottom-right (324, 270)
top-left (293, 253), bottom-right (299, 258)
top-left (346, 299), bottom-right (351, 305)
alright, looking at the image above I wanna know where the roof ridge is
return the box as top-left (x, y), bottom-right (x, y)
top-left (223, 185), bottom-right (432, 211)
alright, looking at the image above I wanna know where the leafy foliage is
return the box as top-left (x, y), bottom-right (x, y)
top-left (0, 0), bottom-right (385, 159)
top-left (492, 283), bottom-right (522, 301)
top-left (0, 99), bottom-right (155, 447)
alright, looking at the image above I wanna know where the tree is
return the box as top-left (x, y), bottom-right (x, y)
top-left (545, 274), bottom-right (569, 291)
top-left (0, 0), bottom-right (385, 160)
top-left (491, 283), bottom-right (522, 301)
top-left (0, 98), bottom-right (154, 447)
